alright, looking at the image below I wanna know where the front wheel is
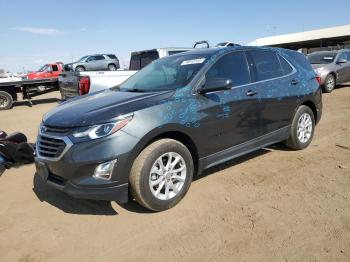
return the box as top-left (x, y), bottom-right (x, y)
top-left (0, 91), bottom-right (14, 110)
top-left (129, 139), bottom-right (194, 211)
top-left (284, 105), bottom-right (315, 150)
top-left (323, 74), bottom-right (335, 93)
top-left (75, 66), bottom-right (85, 72)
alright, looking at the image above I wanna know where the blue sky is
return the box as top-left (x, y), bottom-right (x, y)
top-left (0, 0), bottom-right (349, 72)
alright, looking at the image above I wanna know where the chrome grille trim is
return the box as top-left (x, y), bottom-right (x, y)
top-left (36, 132), bottom-right (73, 161)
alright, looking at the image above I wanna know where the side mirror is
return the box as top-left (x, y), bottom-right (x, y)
top-left (198, 78), bottom-right (233, 94)
top-left (337, 59), bottom-right (347, 64)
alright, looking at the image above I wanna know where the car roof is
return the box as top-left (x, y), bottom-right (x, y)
top-left (88, 54), bottom-right (116, 56)
top-left (168, 46), bottom-right (278, 56)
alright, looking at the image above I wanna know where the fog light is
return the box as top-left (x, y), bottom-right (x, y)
top-left (93, 159), bottom-right (117, 180)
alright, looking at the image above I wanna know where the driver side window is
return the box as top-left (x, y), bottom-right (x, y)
top-left (337, 53), bottom-right (347, 62)
top-left (206, 52), bottom-right (251, 86)
top-left (87, 56), bottom-right (96, 62)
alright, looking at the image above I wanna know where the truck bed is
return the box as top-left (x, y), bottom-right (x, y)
top-left (59, 70), bottom-right (137, 100)
top-left (0, 78), bottom-right (58, 87)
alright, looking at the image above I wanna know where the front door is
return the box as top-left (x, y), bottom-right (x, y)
top-left (335, 52), bottom-right (348, 83)
top-left (195, 51), bottom-right (262, 156)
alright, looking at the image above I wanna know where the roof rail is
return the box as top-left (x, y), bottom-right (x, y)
top-left (193, 40), bottom-right (210, 48)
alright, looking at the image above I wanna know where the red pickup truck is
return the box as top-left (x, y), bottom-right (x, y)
top-left (27, 63), bottom-right (63, 80)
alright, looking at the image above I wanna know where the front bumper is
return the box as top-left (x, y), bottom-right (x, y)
top-left (35, 158), bottom-right (128, 201)
top-left (35, 130), bottom-right (140, 203)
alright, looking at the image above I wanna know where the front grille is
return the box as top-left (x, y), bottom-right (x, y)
top-left (44, 125), bottom-right (72, 134)
top-left (37, 135), bottom-right (66, 159)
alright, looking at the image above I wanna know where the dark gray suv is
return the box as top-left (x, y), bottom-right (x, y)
top-left (35, 47), bottom-right (322, 211)
top-left (308, 49), bottom-right (350, 93)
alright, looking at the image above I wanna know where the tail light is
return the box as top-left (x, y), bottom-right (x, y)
top-left (315, 76), bottom-right (321, 85)
top-left (78, 76), bottom-right (90, 95)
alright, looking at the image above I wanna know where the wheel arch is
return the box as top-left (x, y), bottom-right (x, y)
top-left (75, 65), bottom-right (85, 71)
top-left (301, 100), bottom-right (317, 122)
top-left (132, 129), bottom-right (200, 175)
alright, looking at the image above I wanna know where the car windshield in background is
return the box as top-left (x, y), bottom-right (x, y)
top-left (307, 52), bottom-right (336, 64)
top-left (38, 65), bottom-right (49, 72)
top-left (78, 56), bottom-right (89, 62)
top-left (118, 54), bottom-right (210, 92)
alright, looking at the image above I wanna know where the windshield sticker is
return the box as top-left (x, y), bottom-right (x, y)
top-left (181, 58), bottom-right (205, 66)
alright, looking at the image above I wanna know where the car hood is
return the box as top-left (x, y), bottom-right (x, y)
top-left (43, 89), bottom-right (174, 127)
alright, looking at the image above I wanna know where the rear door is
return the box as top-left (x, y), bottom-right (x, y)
top-left (246, 49), bottom-right (298, 135)
top-left (94, 55), bottom-right (107, 70)
top-left (51, 64), bottom-right (59, 78)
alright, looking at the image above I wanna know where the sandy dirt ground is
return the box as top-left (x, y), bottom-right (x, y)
top-left (0, 86), bottom-right (349, 262)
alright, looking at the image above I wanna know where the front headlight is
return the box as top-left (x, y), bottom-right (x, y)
top-left (71, 116), bottom-right (132, 142)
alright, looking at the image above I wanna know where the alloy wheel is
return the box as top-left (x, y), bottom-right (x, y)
top-left (297, 113), bottom-right (313, 143)
top-left (149, 152), bottom-right (187, 201)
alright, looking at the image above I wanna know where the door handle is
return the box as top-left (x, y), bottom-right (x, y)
top-left (291, 79), bottom-right (299, 85)
top-left (246, 90), bottom-right (258, 96)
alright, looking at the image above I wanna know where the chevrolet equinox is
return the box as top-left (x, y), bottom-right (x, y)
top-left (35, 47), bottom-right (322, 211)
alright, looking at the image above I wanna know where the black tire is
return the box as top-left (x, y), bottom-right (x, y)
top-left (323, 74), bottom-right (335, 93)
top-left (108, 64), bottom-right (117, 71)
top-left (284, 105), bottom-right (315, 150)
top-left (0, 91), bottom-right (13, 110)
top-left (75, 66), bottom-right (85, 72)
top-left (129, 139), bottom-right (194, 211)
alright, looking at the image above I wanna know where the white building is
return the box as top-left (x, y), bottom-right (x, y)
top-left (248, 24), bottom-right (350, 53)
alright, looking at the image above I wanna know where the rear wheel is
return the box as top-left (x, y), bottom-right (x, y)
top-left (129, 139), bottom-right (194, 211)
top-left (0, 91), bottom-right (13, 110)
top-left (108, 64), bottom-right (117, 71)
top-left (323, 74), bottom-right (335, 93)
top-left (284, 105), bottom-right (315, 150)
top-left (75, 66), bottom-right (85, 72)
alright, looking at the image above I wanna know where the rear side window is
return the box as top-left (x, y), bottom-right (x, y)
top-left (206, 51), bottom-right (251, 86)
top-left (248, 50), bottom-right (283, 81)
top-left (52, 65), bottom-right (59, 71)
top-left (346, 52), bottom-right (350, 61)
top-left (129, 51), bottom-right (160, 70)
top-left (278, 55), bottom-right (293, 75)
top-left (289, 51), bottom-right (313, 71)
top-left (95, 55), bottom-right (105, 60)
top-left (107, 54), bottom-right (117, 59)
top-left (338, 53), bottom-right (347, 62)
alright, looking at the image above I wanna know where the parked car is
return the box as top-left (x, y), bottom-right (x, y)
top-left (35, 46), bottom-right (322, 211)
top-left (307, 49), bottom-right (350, 93)
top-left (216, 42), bottom-right (241, 47)
top-left (26, 63), bottom-right (63, 80)
top-left (59, 47), bottom-right (193, 100)
top-left (64, 54), bottom-right (120, 72)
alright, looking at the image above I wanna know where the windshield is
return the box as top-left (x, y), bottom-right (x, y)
top-left (307, 52), bottom-right (336, 64)
top-left (78, 56), bottom-right (89, 62)
top-left (38, 65), bottom-right (49, 72)
top-left (118, 53), bottom-right (210, 92)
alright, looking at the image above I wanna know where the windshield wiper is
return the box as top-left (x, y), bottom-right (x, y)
top-left (126, 88), bottom-right (148, 93)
